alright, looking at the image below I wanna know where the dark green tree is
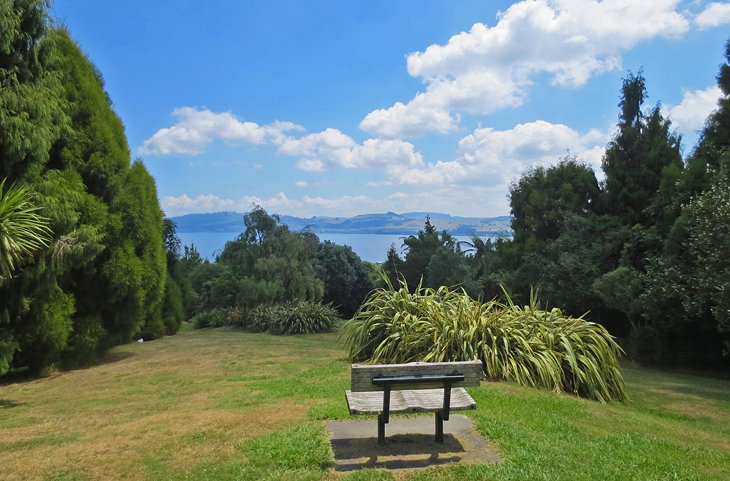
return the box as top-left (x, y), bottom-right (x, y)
top-left (314, 241), bottom-right (373, 318)
top-left (1, 9), bottom-right (170, 374)
top-left (400, 216), bottom-right (458, 289)
top-left (216, 206), bottom-right (323, 308)
top-left (602, 71), bottom-right (683, 227)
top-left (510, 157), bottom-right (601, 244)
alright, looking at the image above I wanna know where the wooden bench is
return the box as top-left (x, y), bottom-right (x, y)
top-left (345, 360), bottom-right (482, 444)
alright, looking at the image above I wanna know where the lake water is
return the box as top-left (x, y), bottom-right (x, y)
top-left (177, 231), bottom-right (486, 263)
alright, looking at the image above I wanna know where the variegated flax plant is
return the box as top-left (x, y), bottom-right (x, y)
top-left (342, 275), bottom-right (627, 402)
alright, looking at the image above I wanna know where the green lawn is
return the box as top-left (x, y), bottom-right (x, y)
top-left (1, 326), bottom-right (728, 481)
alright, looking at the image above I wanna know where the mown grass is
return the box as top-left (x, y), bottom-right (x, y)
top-left (0, 326), bottom-right (728, 481)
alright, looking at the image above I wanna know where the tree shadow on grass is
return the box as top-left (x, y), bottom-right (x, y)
top-left (0, 399), bottom-right (23, 408)
top-left (0, 350), bottom-right (135, 386)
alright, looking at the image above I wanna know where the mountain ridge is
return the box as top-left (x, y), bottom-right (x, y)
top-left (170, 211), bottom-right (512, 236)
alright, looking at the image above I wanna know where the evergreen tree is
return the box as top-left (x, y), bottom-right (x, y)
top-left (602, 71), bottom-right (683, 228)
top-left (314, 241), bottom-right (373, 318)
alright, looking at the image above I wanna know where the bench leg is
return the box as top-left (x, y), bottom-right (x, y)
top-left (435, 411), bottom-right (444, 443)
top-left (378, 413), bottom-right (386, 445)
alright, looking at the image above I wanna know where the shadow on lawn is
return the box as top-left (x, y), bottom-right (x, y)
top-left (659, 382), bottom-right (730, 402)
top-left (0, 399), bottom-right (23, 409)
top-left (0, 350), bottom-right (135, 386)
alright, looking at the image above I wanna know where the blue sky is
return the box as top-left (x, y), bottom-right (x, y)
top-left (52, 0), bottom-right (730, 218)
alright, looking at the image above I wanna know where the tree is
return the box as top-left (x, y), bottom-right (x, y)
top-left (602, 71), bottom-right (683, 227)
top-left (400, 217), bottom-right (460, 289)
top-left (510, 157), bottom-right (601, 244)
top-left (1, 12), bottom-right (171, 374)
top-left (314, 241), bottom-right (374, 318)
top-left (0, 0), bottom-right (65, 182)
top-left (216, 207), bottom-right (323, 308)
top-left (382, 243), bottom-right (404, 288)
top-left (694, 39), bottom-right (730, 168)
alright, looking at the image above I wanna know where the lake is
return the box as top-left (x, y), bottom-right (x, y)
top-left (177, 231), bottom-right (488, 263)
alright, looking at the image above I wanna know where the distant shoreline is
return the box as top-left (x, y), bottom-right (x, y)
top-left (170, 210), bottom-right (513, 237)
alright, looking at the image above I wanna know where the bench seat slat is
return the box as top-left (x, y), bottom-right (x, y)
top-left (345, 387), bottom-right (476, 415)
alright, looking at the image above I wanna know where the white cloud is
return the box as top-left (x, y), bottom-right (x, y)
top-left (294, 180), bottom-right (308, 188)
top-left (141, 111), bottom-right (426, 175)
top-left (665, 85), bottom-right (723, 132)
top-left (139, 107), bottom-right (303, 155)
top-left (391, 120), bottom-right (610, 187)
top-left (695, 2), bottom-right (730, 28)
top-left (162, 192), bottom-right (297, 216)
top-left (275, 128), bottom-right (424, 172)
top-left (361, 0), bottom-right (689, 137)
top-left (161, 189), bottom-right (509, 217)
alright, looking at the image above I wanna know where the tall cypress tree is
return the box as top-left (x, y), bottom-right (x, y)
top-left (602, 72), bottom-right (683, 228)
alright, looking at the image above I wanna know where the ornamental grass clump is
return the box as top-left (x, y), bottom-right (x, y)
top-left (342, 277), bottom-right (627, 402)
top-left (270, 300), bottom-right (340, 335)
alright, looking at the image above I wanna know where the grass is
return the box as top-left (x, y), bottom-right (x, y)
top-left (0, 326), bottom-right (728, 481)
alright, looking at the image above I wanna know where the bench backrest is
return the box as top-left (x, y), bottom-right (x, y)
top-left (350, 360), bottom-right (482, 392)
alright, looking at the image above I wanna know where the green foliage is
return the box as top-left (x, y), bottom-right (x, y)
top-left (272, 300), bottom-right (340, 335)
top-left (313, 240), bottom-right (374, 318)
top-left (192, 301), bottom-right (340, 335)
top-left (0, 0), bottom-right (66, 181)
top-left (0, 4), bottom-right (170, 375)
top-left (191, 308), bottom-right (226, 329)
top-left (602, 71), bottom-right (683, 227)
top-left (247, 301), bottom-right (339, 335)
top-left (215, 207), bottom-right (323, 310)
top-left (0, 178), bottom-right (51, 281)
top-left (510, 157), bottom-right (601, 244)
top-left (343, 276), bottom-right (627, 402)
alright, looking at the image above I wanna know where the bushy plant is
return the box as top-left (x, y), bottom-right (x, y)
top-left (342, 276), bottom-right (626, 402)
top-left (192, 301), bottom-right (340, 335)
top-left (272, 300), bottom-right (340, 335)
top-left (247, 304), bottom-right (289, 333)
top-left (191, 309), bottom-right (225, 329)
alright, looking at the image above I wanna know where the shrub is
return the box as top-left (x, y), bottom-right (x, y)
top-left (247, 304), bottom-right (289, 333)
top-left (191, 309), bottom-right (225, 329)
top-left (248, 301), bottom-right (339, 335)
top-left (192, 301), bottom-right (340, 335)
top-left (342, 277), bottom-right (626, 402)
top-left (272, 301), bottom-right (340, 335)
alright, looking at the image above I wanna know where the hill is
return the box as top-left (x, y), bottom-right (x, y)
top-left (171, 211), bottom-right (512, 236)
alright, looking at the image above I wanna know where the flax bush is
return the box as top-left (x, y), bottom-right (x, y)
top-left (342, 277), bottom-right (626, 402)
top-left (193, 301), bottom-right (340, 335)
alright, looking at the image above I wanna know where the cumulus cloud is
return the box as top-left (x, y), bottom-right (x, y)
top-left (695, 2), bottom-right (730, 29)
top-left (294, 180), bottom-right (308, 187)
top-left (276, 128), bottom-right (424, 172)
top-left (139, 107), bottom-right (304, 155)
top-left (162, 192), bottom-right (296, 216)
top-left (665, 85), bottom-right (723, 132)
top-left (140, 109), bottom-right (425, 175)
top-left (361, 0), bottom-right (689, 137)
top-left (391, 120), bottom-right (610, 188)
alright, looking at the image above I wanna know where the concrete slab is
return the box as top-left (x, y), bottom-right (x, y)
top-left (325, 414), bottom-right (501, 472)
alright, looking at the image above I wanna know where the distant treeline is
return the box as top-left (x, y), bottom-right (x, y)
top-left (0, 1), bottom-right (182, 376)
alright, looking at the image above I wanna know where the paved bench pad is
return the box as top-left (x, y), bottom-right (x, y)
top-left (346, 387), bottom-right (476, 414)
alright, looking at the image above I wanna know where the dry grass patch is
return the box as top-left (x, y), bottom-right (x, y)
top-left (0, 328), bottom-right (346, 481)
